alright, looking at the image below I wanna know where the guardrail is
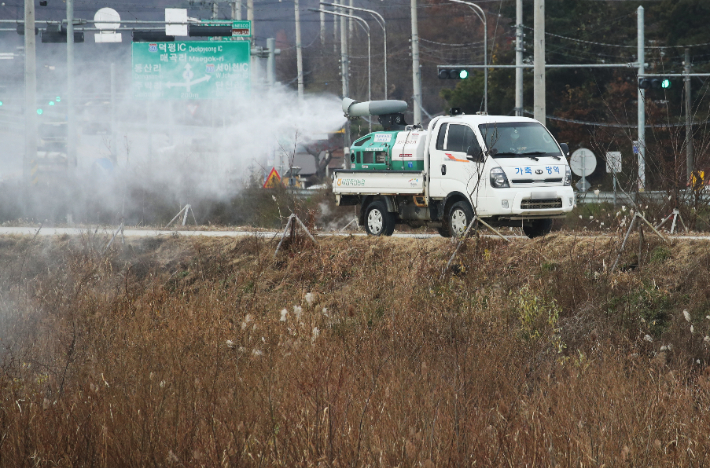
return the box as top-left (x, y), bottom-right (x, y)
top-left (576, 189), bottom-right (710, 205)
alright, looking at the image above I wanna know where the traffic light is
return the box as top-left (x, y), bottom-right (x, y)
top-left (41, 25), bottom-right (84, 43)
top-left (638, 77), bottom-right (672, 90)
top-left (16, 24), bottom-right (39, 35)
top-left (438, 67), bottom-right (469, 80)
top-left (189, 24), bottom-right (233, 37)
top-left (132, 31), bottom-right (175, 42)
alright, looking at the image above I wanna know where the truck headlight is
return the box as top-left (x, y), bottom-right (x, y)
top-left (564, 166), bottom-right (572, 186)
top-left (490, 167), bottom-right (510, 188)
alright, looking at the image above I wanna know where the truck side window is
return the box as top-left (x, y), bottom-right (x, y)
top-left (463, 128), bottom-right (482, 157)
top-left (446, 124), bottom-right (475, 152)
top-left (363, 151), bottom-right (374, 164)
top-left (436, 123), bottom-right (448, 150)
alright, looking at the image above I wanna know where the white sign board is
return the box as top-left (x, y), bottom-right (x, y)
top-left (94, 8), bottom-right (122, 43)
top-left (165, 8), bottom-right (188, 36)
top-left (570, 148), bottom-right (596, 177)
top-left (606, 151), bottom-right (622, 173)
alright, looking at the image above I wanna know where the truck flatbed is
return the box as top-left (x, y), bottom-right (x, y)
top-left (332, 170), bottom-right (425, 195)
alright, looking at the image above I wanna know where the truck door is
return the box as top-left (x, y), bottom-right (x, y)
top-left (429, 122), bottom-right (485, 200)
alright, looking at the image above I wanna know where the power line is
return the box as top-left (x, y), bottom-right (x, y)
top-left (523, 24), bottom-right (710, 50)
top-left (522, 110), bottom-right (710, 129)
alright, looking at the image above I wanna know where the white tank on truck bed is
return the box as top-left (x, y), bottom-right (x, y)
top-left (390, 129), bottom-right (426, 171)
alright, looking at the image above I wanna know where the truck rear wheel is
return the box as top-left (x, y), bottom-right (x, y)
top-left (364, 201), bottom-right (395, 236)
top-left (448, 201), bottom-right (475, 238)
top-left (523, 219), bottom-right (553, 238)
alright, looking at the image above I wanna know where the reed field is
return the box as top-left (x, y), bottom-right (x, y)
top-left (1, 231), bottom-right (710, 466)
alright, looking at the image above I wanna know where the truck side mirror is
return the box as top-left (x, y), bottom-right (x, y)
top-left (559, 142), bottom-right (570, 158)
top-left (466, 145), bottom-right (484, 162)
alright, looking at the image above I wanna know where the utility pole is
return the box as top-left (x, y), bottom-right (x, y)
top-left (533, 0), bottom-right (545, 125)
top-left (340, 0), bottom-right (350, 168)
top-left (320, 7), bottom-right (325, 47)
top-left (314, 8), bottom-right (372, 130)
top-left (67, 0), bottom-right (76, 171)
top-left (295, 0), bottom-right (304, 101)
top-left (411, 0), bottom-right (422, 124)
top-left (321, 2), bottom-right (387, 99)
top-left (247, 0), bottom-right (254, 39)
top-left (333, 0), bottom-right (338, 53)
top-left (110, 63), bottom-right (116, 161)
top-left (232, 1), bottom-right (241, 20)
top-left (685, 48), bottom-right (694, 182)
top-left (349, 0), bottom-right (354, 37)
top-left (23, 0), bottom-right (36, 184)
top-left (212, 2), bottom-right (218, 19)
top-left (637, 6), bottom-right (645, 191)
top-left (266, 37), bottom-right (276, 86)
top-left (515, 0), bottom-right (523, 116)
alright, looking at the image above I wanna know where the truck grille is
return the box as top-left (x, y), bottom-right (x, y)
top-left (512, 178), bottom-right (563, 184)
top-left (521, 198), bottom-right (562, 209)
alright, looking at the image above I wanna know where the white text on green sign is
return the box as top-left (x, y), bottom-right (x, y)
top-left (131, 41), bottom-right (251, 100)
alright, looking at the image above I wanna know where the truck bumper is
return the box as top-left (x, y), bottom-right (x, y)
top-left (482, 186), bottom-right (575, 219)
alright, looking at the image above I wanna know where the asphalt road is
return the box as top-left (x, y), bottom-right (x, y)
top-left (1, 226), bottom-right (710, 241)
top-left (0, 226), bottom-right (441, 239)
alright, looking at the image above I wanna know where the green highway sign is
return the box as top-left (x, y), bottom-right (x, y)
top-left (230, 21), bottom-right (251, 37)
top-left (131, 41), bottom-right (251, 100)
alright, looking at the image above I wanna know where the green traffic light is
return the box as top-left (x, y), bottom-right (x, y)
top-left (55, 96), bottom-right (61, 102)
top-left (0, 101), bottom-right (3, 106)
top-left (37, 108), bottom-right (43, 115)
top-left (661, 78), bottom-right (671, 89)
top-left (49, 101), bottom-right (55, 106)
top-left (459, 69), bottom-right (469, 79)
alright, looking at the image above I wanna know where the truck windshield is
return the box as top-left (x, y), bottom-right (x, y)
top-left (478, 122), bottom-right (562, 158)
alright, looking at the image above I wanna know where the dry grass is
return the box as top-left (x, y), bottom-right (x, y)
top-left (1, 232), bottom-right (710, 466)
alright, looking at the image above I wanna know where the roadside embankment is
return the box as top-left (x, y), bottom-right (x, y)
top-left (1, 233), bottom-right (709, 465)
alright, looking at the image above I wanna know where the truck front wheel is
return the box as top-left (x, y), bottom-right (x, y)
top-left (523, 219), bottom-right (553, 238)
top-left (364, 201), bottom-right (395, 236)
top-left (448, 201), bottom-right (475, 238)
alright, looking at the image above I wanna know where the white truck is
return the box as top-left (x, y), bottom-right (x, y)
top-left (332, 99), bottom-right (575, 238)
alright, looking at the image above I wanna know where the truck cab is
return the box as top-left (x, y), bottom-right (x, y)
top-left (427, 115), bottom-right (573, 236)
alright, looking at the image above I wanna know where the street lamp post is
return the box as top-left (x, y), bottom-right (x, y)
top-left (320, 2), bottom-right (387, 100)
top-left (311, 8), bottom-right (371, 132)
top-left (449, 0), bottom-right (487, 114)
